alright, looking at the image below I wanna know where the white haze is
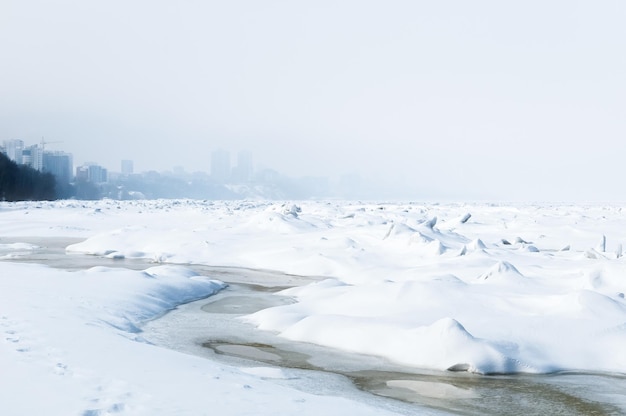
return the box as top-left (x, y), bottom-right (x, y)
top-left (1, 1), bottom-right (625, 201)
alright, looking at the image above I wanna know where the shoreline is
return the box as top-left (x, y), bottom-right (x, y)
top-left (3, 235), bottom-right (626, 414)
top-left (141, 280), bottom-right (625, 415)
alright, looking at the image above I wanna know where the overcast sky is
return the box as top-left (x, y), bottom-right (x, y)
top-left (1, 1), bottom-right (625, 201)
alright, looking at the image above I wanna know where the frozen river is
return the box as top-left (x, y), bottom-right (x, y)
top-left (6, 236), bottom-right (626, 415)
top-left (144, 279), bottom-right (626, 416)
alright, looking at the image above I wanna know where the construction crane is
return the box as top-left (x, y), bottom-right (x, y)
top-left (40, 137), bottom-right (63, 151)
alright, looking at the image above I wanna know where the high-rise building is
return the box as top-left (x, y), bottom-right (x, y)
top-left (211, 149), bottom-right (231, 183)
top-left (3, 139), bottom-right (24, 164)
top-left (43, 152), bottom-right (73, 186)
top-left (232, 150), bottom-right (253, 182)
top-left (121, 160), bottom-right (134, 175)
top-left (21, 148), bottom-right (32, 167)
top-left (76, 163), bottom-right (108, 183)
top-left (89, 165), bottom-right (108, 183)
top-left (23, 145), bottom-right (45, 171)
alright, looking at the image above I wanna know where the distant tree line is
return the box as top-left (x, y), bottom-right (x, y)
top-left (0, 153), bottom-right (57, 201)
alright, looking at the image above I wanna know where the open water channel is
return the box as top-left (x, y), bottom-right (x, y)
top-left (3, 236), bottom-right (626, 415)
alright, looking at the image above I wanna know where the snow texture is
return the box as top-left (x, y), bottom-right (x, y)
top-left (2, 199), bottom-right (626, 414)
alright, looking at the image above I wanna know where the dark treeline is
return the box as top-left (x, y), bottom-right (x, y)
top-left (0, 153), bottom-right (57, 201)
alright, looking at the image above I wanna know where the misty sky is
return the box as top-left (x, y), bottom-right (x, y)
top-left (1, 1), bottom-right (625, 201)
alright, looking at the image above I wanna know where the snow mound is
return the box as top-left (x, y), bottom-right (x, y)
top-left (459, 213), bottom-right (472, 224)
top-left (253, 211), bottom-right (317, 233)
top-left (282, 204), bottom-right (302, 218)
top-left (521, 245), bottom-right (540, 253)
top-left (408, 231), bottom-right (433, 244)
top-left (477, 261), bottom-right (524, 282)
top-left (277, 316), bottom-right (530, 374)
top-left (468, 238), bottom-right (487, 250)
top-left (383, 222), bottom-right (417, 240)
top-left (420, 216), bottom-right (438, 229)
top-left (82, 265), bottom-right (226, 332)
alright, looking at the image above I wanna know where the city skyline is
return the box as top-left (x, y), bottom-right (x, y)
top-left (1, 138), bottom-right (348, 196)
top-left (2, 137), bottom-right (378, 200)
top-left (1, 138), bottom-right (265, 178)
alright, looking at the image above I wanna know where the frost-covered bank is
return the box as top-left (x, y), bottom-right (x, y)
top-left (1, 199), bottom-right (626, 414)
top-left (0, 258), bottom-right (405, 415)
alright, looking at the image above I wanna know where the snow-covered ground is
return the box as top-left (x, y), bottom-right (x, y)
top-left (2, 199), bottom-right (626, 414)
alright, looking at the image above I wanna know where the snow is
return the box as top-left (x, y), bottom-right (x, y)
top-left (0, 256), bottom-right (400, 415)
top-left (2, 199), bottom-right (626, 413)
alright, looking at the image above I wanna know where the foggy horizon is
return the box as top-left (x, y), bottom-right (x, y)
top-left (2, 1), bottom-right (625, 201)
